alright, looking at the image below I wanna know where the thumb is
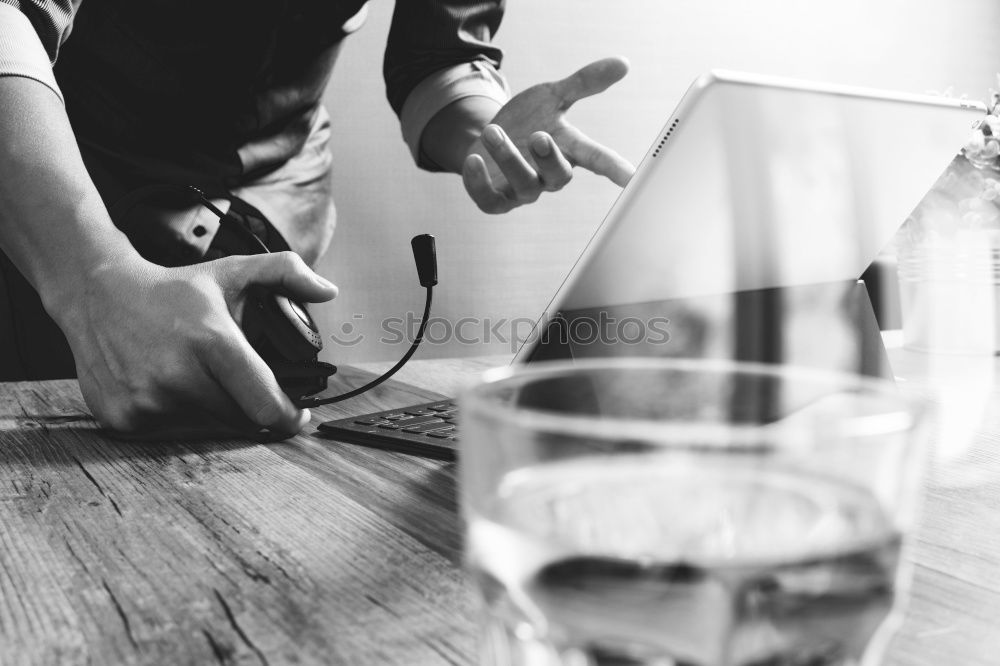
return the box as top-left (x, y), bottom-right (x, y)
top-left (551, 56), bottom-right (630, 107)
top-left (222, 252), bottom-right (339, 303)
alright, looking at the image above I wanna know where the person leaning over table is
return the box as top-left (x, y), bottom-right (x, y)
top-left (0, 1), bottom-right (634, 438)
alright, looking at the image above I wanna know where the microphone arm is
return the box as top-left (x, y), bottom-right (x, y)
top-left (294, 234), bottom-right (438, 408)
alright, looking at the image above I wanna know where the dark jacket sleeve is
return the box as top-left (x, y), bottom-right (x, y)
top-left (383, 0), bottom-right (505, 118)
top-left (1, 0), bottom-right (81, 63)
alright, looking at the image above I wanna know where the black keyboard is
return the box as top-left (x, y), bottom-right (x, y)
top-left (317, 400), bottom-right (459, 461)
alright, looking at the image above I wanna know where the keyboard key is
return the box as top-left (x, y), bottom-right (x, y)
top-left (377, 423), bottom-right (402, 430)
top-left (427, 402), bottom-right (456, 412)
top-left (354, 417), bottom-right (389, 425)
top-left (427, 430), bottom-right (455, 439)
top-left (383, 413), bottom-right (408, 420)
top-left (394, 415), bottom-right (445, 427)
top-left (404, 409), bottom-right (436, 417)
top-left (403, 421), bottom-right (450, 433)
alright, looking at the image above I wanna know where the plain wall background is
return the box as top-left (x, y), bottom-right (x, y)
top-left (318, 0), bottom-right (1000, 364)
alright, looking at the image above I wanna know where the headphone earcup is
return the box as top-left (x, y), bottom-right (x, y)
top-left (243, 291), bottom-right (333, 399)
top-left (257, 293), bottom-right (323, 360)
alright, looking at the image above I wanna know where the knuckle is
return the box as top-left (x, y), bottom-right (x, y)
top-left (130, 394), bottom-right (162, 419)
top-left (475, 196), bottom-right (501, 214)
top-left (124, 377), bottom-right (164, 414)
top-left (465, 178), bottom-right (485, 199)
top-left (484, 199), bottom-right (508, 214)
top-left (126, 375), bottom-right (157, 402)
top-left (275, 250), bottom-right (302, 271)
top-left (158, 359), bottom-right (196, 392)
top-left (101, 403), bottom-right (141, 432)
top-left (547, 171), bottom-right (573, 191)
top-left (192, 320), bottom-right (231, 347)
top-left (188, 271), bottom-right (219, 294)
top-left (485, 137), bottom-right (508, 156)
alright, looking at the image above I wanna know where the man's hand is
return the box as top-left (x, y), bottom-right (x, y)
top-left (463, 56), bottom-right (636, 214)
top-left (58, 252), bottom-right (338, 440)
top-left (0, 46), bottom-right (334, 442)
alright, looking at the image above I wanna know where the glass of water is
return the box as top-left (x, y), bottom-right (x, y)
top-left (459, 358), bottom-right (930, 666)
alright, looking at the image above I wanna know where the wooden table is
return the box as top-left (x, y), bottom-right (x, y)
top-left (1, 346), bottom-right (998, 665)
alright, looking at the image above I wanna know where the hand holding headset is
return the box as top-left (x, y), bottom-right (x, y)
top-left (254, 232), bottom-right (438, 408)
top-left (111, 184), bottom-right (437, 407)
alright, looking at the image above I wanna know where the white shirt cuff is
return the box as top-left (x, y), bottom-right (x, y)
top-left (0, 3), bottom-right (62, 102)
top-left (400, 60), bottom-right (510, 170)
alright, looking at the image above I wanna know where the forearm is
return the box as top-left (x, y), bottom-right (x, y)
top-left (0, 76), bottom-right (138, 314)
top-left (419, 96), bottom-right (502, 174)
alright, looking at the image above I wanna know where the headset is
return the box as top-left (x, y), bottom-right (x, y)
top-left (110, 184), bottom-right (437, 408)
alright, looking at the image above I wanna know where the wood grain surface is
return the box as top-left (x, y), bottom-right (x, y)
top-left (0, 361), bottom-right (503, 666)
top-left (2, 350), bottom-right (999, 665)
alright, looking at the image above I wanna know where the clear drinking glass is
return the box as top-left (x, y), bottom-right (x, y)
top-left (459, 358), bottom-right (930, 666)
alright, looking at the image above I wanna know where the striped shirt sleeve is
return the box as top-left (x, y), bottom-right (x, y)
top-left (0, 0), bottom-right (80, 101)
top-left (384, 0), bottom-right (509, 170)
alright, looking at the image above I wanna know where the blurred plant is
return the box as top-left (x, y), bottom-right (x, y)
top-left (961, 75), bottom-right (1000, 171)
top-left (897, 80), bottom-right (1000, 246)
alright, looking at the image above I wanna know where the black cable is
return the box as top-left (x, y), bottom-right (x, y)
top-left (187, 187), bottom-right (274, 255)
top-left (294, 285), bottom-right (433, 408)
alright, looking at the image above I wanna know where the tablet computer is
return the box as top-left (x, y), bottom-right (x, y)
top-left (515, 70), bottom-right (987, 371)
top-left (318, 71), bottom-right (985, 459)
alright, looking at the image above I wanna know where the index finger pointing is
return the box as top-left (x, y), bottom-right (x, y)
top-left (551, 56), bottom-right (630, 107)
top-left (560, 126), bottom-right (636, 187)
